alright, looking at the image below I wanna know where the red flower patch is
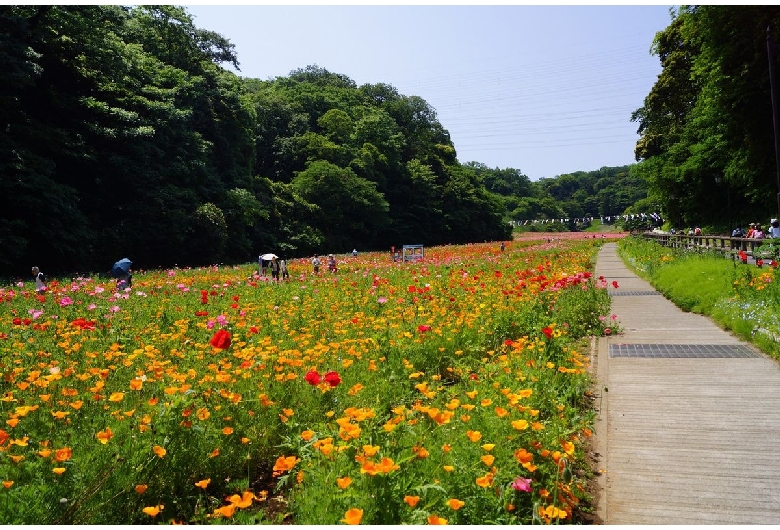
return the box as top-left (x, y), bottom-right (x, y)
top-left (324, 371), bottom-right (341, 387)
top-left (71, 318), bottom-right (96, 330)
top-left (209, 329), bottom-right (231, 350)
top-left (305, 370), bottom-right (321, 386)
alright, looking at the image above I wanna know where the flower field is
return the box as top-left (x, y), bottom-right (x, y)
top-left (0, 239), bottom-right (616, 524)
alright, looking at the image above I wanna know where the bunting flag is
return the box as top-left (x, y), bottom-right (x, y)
top-left (511, 213), bottom-right (663, 225)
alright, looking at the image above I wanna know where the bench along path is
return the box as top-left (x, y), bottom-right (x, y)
top-left (592, 243), bottom-right (780, 524)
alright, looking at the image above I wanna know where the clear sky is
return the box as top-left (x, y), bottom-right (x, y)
top-left (184, 3), bottom-right (675, 181)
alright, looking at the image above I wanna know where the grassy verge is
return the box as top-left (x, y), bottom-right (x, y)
top-left (617, 236), bottom-right (780, 360)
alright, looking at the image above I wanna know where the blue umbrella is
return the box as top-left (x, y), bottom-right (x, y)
top-left (111, 258), bottom-right (132, 278)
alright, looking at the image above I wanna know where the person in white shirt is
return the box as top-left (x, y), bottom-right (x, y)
top-left (769, 219), bottom-right (780, 238)
top-left (32, 266), bottom-right (47, 293)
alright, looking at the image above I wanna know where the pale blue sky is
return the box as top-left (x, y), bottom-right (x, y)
top-left (184, 4), bottom-right (675, 180)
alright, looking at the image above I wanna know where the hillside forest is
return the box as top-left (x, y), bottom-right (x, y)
top-left (15, 6), bottom-right (777, 277)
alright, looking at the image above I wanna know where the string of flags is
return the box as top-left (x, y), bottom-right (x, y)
top-left (508, 213), bottom-right (663, 226)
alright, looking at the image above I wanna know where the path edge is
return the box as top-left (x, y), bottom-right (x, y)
top-left (592, 334), bottom-right (609, 524)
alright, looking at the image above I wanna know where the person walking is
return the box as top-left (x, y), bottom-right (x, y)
top-left (769, 219), bottom-right (780, 238)
top-left (328, 254), bottom-right (337, 273)
top-left (280, 258), bottom-right (289, 280)
top-left (31, 266), bottom-right (47, 294)
top-left (270, 257), bottom-right (280, 282)
top-left (312, 254), bottom-right (321, 274)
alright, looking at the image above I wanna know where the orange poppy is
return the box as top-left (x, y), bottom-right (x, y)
top-left (447, 499), bottom-right (465, 510)
top-left (336, 477), bottom-right (352, 490)
top-left (54, 447), bottom-right (72, 462)
top-left (96, 427), bottom-right (114, 444)
top-left (213, 504), bottom-right (236, 518)
top-left (194, 479), bottom-right (210, 489)
top-left (301, 430), bottom-right (315, 441)
top-left (226, 491), bottom-right (254, 508)
top-left (153, 445), bottom-right (166, 458)
top-left (342, 508), bottom-right (363, 525)
top-left (404, 495), bottom-right (420, 507)
top-left (272, 455), bottom-right (298, 474)
top-left (142, 505), bottom-right (164, 517)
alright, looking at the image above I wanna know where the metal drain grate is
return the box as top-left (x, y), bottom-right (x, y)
top-left (609, 343), bottom-right (762, 358)
top-left (608, 290), bottom-right (660, 296)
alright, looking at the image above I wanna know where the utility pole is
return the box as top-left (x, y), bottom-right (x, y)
top-left (767, 27), bottom-right (780, 220)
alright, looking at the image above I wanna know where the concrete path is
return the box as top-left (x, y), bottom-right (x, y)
top-left (592, 243), bottom-right (780, 524)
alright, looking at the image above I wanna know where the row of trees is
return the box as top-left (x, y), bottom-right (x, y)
top-left (1, 5), bottom-right (647, 277)
top-left (632, 6), bottom-right (780, 231)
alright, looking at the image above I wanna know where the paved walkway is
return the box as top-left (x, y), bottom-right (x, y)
top-left (593, 243), bottom-right (780, 524)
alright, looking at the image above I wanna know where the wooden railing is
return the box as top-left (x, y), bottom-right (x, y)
top-left (639, 232), bottom-right (778, 260)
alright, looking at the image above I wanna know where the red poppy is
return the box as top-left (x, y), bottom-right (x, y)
top-left (542, 327), bottom-right (553, 339)
top-left (304, 370), bottom-right (321, 386)
top-left (195, 311), bottom-right (208, 317)
top-left (71, 318), bottom-right (96, 330)
top-left (611, 280), bottom-right (619, 288)
top-left (324, 371), bottom-right (341, 387)
top-left (209, 329), bottom-right (231, 349)
top-left (201, 290), bottom-right (209, 304)
top-left (417, 325), bottom-right (432, 333)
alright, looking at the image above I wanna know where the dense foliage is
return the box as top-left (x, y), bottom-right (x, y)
top-left (0, 5), bottom-right (512, 277)
top-left (632, 6), bottom-right (780, 231)
top-left (2, 5), bottom-right (649, 279)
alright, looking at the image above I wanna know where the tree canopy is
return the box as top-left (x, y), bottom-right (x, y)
top-left (1, 5), bottom-right (651, 278)
top-left (632, 6), bottom-right (780, 230)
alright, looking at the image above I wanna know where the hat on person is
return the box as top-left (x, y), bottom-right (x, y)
top-left (772, 218), bottom-right (778, 224)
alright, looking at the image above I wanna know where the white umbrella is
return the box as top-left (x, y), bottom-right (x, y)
top-left (260, 253), bottom-right (278, 260)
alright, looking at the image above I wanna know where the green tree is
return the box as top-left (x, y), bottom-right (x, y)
top-left (290, 160), bottom-right (390, 251)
